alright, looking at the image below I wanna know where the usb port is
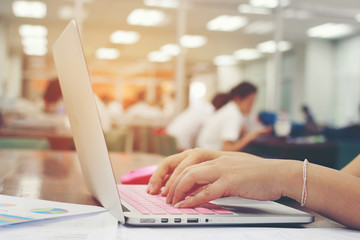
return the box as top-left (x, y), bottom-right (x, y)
top-left (174, 218), bottom-right (181, 223)
top-left (187, 218), bottom-right (199, 223)
top-left (161, 218), bottom-right (168, 223)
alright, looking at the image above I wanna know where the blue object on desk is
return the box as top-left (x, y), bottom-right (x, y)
top-left (258, 111), bottom-right (277, 126)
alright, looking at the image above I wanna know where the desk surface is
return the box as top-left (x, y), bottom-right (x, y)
top-left (0, 149), bottom-right (344, 229)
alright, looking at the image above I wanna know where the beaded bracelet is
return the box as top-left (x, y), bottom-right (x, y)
top-left (301, 159), bottom-right (309, 207)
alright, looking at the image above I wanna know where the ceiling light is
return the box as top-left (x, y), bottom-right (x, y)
top-left (307, 23), bottom-right (353, 39)
top-left (21, 37), bottom-right (47, 48)
top-left (284, 9), bottom-right (311, 19)
top-left (148, 51), bottom-right (172, 62)
top-left (233, 48), bottom-right (262, 60)
top-left (213, 55), bottom-right (238, 66)
top-left (244, 20), bottom-right (273, 35)
top-left (12, 1), bottom-right (47, 18)
top-left (160, 44), bottom-right (181, 56)
top-left (238, 4), bottom-right (271, 15)
top-left (96, 48), bottom-right (120, 60)
top-left (257, 40), bottom-right (292, 53)
top-left (58, 6), bottom-right (73, 20)
top-left (24, 46), bottom-right (47, 56)
top-left (110, 31), bottom-right (140, 44)
top-left (19, 25), bottom-right (47, 38)
top-left (207, 15), bottom-right (248, 32)
top-left (180, 35), bottom-right (207, 48)
top-left (250, 0), bottom-right (279, 8)
top-left (127, 9), bottom-right (165, 26)
top-left (144, 0), bottom-right (179, 8)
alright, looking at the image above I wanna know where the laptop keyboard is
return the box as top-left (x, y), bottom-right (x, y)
top-left (118, 185), bottom-right (235, 215)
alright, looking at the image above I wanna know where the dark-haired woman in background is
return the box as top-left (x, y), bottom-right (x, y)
top-left (196, 81), bottom-right (271, 151)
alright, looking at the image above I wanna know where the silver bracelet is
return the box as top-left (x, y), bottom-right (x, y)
top-left (301, 159), bottom-right (309, 207)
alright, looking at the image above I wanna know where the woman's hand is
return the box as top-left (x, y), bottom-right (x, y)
top-left (166, 156), bottom-right (287, 208)
top-left (147, 149), bottom-right (223, 196)
top-left (147, 148), bottom-right (290, 208)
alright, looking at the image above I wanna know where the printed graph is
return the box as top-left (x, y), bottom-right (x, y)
top-left (0, 203), bottom-right (16, 207)
top-left (0, 213), bottom-right (32, 225)
top-left (31, 208), bottom-right (69, 214)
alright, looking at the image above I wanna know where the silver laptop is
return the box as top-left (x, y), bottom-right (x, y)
top-left (53, 20), bottom-right (314, 226)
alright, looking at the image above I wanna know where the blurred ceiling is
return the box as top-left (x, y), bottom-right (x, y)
top-left (1, 0), bottom-right (360, 70)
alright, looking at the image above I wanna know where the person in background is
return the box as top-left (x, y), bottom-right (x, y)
top-left (302, 105), bottom-right (318, 135)
top-left (100, 94), bottom-right (123, 123)
top-left (125, 91), bottom-right (166, 126)
top-left (196, 81), bottom-right (271, 151)
top-left (43, 79), bottom-right (63, 113)
top-left (43, 78), bottom-right (111, 131)
top-left (211, 92), bottom-right (231, 111)
top-left (166, 93), bottom-right (229, 151)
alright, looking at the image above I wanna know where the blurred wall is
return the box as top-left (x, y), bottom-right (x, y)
top-left (304, 39), bottom-right (336, 125)
top-left (334, 35), bottom-right (360, 127)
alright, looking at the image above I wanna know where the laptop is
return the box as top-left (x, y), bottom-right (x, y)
top-left (52, 20), bottom-right (314, 226)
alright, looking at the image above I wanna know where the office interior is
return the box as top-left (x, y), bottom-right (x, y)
top-left (0, 0), bottom-right (360, 170)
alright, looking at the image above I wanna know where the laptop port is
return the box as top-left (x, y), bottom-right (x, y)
top-left (174, 218), bottom-right (181, 223)
top-left (161, 218), bottom-right (168, 223)
top-left (187, 218), bottom-right (199, 223)
top-left (140, 218), bottom-right (155, 223)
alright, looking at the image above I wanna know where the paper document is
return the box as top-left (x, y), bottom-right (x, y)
top-left (0, 194), bottom-right (107, 226)
top-left (0, 211), bottom-right (117, 240)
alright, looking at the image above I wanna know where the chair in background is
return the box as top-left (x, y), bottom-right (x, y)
top-left (153, 133), bottom-right (178, 157)
top-left (104, 128), bottom-right (133, 153)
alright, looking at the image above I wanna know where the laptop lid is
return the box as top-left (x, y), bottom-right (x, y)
top-left (53, 20), bottom-right (125, 223)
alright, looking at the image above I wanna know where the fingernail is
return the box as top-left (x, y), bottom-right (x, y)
top-left (147, 184), bottom-right (153, 193)
top-left (160, 187), bottom-right (167, 196)
top-left (174, 200), bottom-right (186, 208)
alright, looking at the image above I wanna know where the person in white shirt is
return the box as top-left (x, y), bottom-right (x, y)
top-left (166, 93), bottom-right (231, 151)
top-left (166, 101), bottom-right (214, 151)
top-left (196, 82), bottom-right (271, 151)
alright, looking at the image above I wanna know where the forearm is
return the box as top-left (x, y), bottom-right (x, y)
top-left (341, 154), bottom-right (360, 177)
top-left (222, 132), bottom-right (257, 151)
top-left (282, 160), bottom-right (360, 229)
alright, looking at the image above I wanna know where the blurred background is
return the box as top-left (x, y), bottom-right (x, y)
top-left (0, 0), bottom-right (359, 169)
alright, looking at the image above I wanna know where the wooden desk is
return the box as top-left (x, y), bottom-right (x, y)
top-left (0, 149), bottom-right (161, 205)
top-left (0, 149), bottom-right (344, 228)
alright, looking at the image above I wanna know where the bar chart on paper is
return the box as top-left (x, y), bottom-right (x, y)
top-left (31, 208), bottom-right (69, 214)
top-left (0, 214), bottom-right (32, 225)
top-left (0, 195), bottom-right (107, 226)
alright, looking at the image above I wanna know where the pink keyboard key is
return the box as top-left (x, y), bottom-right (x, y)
top-left (163, 208), bottom-right (183, 214)
top-left (213, 209), bottom-right (234, 215)
top-left (194, 207), bottom-right (215, 215)
top-left (149, 209), bottom-right (167, 215)
top-left (181, 208), bottom-right (199, 215)
top-left (118, 185), bottom-right (236, 216)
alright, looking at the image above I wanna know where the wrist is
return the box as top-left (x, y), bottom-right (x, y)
top-left (278, 160), bottom-right (303, 203)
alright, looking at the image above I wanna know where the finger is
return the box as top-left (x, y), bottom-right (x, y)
top-left (170, 164), bottom-right (220, 205)
top-left (147, 151), bottom-right (189, 194)
top-left (162, 154), bottom-right (198, 196)
top-left (165, 160), bottom-right (215, 203)
top-left (162, 149), bottom-right (217, 196)
top-left (174, 181), bottom-right (224, 208)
